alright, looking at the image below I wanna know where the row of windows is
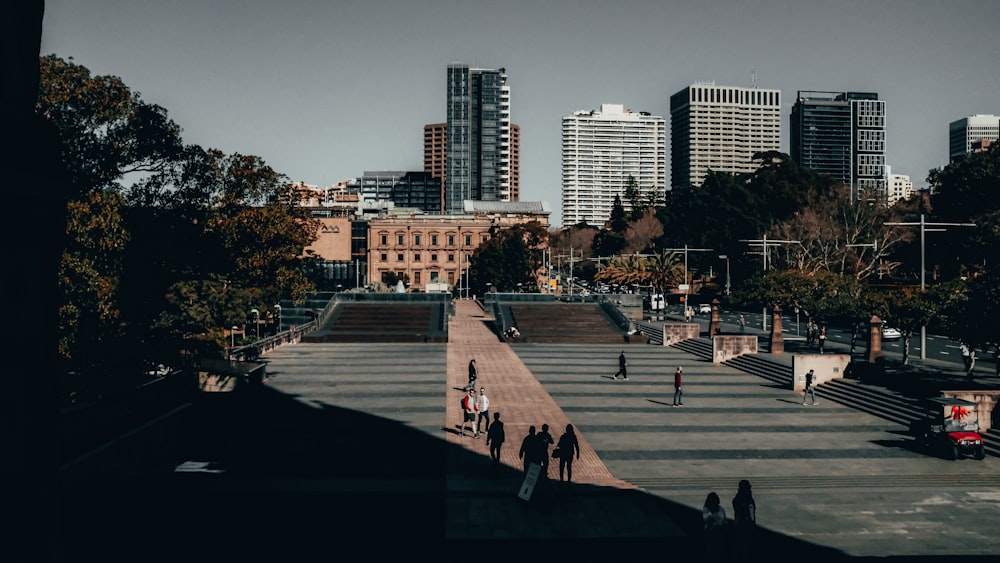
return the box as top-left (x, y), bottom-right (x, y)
top-left (378, 233), bottom-right (482, 247)
top-left (379, 252), bottom-right (465, 263)
top-left (379, 270), bottom-right (455, 285)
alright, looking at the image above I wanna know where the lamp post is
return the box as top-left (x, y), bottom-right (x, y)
top-left (885, 213), bottom-right (975, 360)
top-left (250, 308), bottom-right (259, 339)
top-left (274, 304), bottom-right (281, 334)
top-left (663, 245), bottom-right (713, 317)
top-left (740, 236), bottom-right (799, 331)
top-left (718, 254), bottom-right (731, 296)
top-left (231, 325), bottom-right (238, 348)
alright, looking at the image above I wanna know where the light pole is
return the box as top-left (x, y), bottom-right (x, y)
top-left (718, 254), bottom-right (731, 296)
top-left (231, 325), bottom-right (238, 348)
top-left (885, 213), bottom-right (975, 360)
top-left (250, 308), bottom-right (259, 339)
top-left (274, 304), bottom-right (281, 334)
top-left (740, 236), bottom-right (799, 331)
top-left (663, 245), bottom-right (713, 317)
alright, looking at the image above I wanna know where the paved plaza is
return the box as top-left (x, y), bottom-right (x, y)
top-left (62, 299), bottom-right (1000, 562)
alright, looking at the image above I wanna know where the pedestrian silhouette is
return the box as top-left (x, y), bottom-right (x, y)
top-left (536, 423), bottom-right (555, 479)
top-left (486, 412), bottom-right (505, 466)
top-left (555, 424), bottom-right (580, 482)
top-left (731, 479), bottom-right (756, 560)
top-left (518, 425), bottom-right (538, 475)
top-left (702, 491), bottom-right (728, 561)
top-left (613, 350), bottom-right (628, 380)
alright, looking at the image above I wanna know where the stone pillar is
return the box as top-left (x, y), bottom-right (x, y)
top-left (708, 298), bottom-right (721, 338)
top-left (2, 5), bottom-right (73, 560)
top-left (769, 305), bottom-right (784, 353)
top-left (868, 315), bottom-right (884, 363)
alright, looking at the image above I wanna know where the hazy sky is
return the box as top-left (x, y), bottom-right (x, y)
top-left (41, 0), bottom-right (1000, 228)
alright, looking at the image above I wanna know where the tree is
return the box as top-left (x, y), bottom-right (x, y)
top-left (623, 175), bottom-right (643, 221)
top-left (623, 207), bottom-right (664, 254)
top-left (469, 222), bottom-right (548, 294)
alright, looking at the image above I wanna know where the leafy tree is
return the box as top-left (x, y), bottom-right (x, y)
top-left (623, 175), bottom-right (643, 220)
top-left (623, 208), bottom-right (664, 254)
top-left (469, 222), bottom-right (547, 294)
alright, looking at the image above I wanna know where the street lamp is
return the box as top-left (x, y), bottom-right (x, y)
top-left (274, 304), bottom-right (281, 334)
top-left (231, 325), bottom-right (238, 348)
top-left (718, 254), bottom-right (731, 296)
top-left (663, 245), bottom-right (713, 318)
top-left (885, 213), bottom-right (975, 360)
top-left (250, 308), bottom-right (260, 339)
top-left (740, 236), bottom-right (799, 331)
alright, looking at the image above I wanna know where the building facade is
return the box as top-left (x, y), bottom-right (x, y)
top-left (348, 170), bottom-right (441, 214)
top-left (366, 201), bottom-right (549, 293)
top-left (561, 103), bottom-right (665, 226)
top-left (790, 91), bottom-right (887, 203)
top-left (445, 63), bottom-right (512, 214)
top-left (949, 114), bottom-right (1000, 162)
top-left (887, 173), bottom-right (914, 205)
top-left (424, 121), bottom-right (521, 213)
top-left (669, 83), bottom-right (781, 189)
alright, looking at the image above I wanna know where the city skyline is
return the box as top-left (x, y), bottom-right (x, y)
top-left (40, 0), bottom-right (1000, 228)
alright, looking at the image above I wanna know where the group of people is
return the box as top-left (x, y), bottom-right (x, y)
top-left (702, 479), bottom-right (757, 561)
top-left (805, 320), bottom-right (827, 353)
top-left (518, 423), bottom-right (580, 482)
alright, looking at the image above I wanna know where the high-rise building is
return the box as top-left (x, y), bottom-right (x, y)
top-left (669, 82), bottom-right (781, 190)
top-left (790, 91), bottom-right (887, 203)
top-left (445, 63), bottom-right (511, 215)
top-left (424, 121), bottom-right (520, 213)
top-left (561, 104), bottom-right (665, 227)
top-left (949, 114), bottom-right (1000, 162)
top-left (887, 173), bottom-right (914, 205)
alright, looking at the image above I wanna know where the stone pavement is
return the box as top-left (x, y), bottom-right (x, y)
top-left (59, 299), bottom-right (1000, 563)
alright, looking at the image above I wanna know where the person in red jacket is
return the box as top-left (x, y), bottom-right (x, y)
top-left (460, 389), bottom-right (478, 437)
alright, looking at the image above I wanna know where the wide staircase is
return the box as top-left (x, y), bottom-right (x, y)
top-left (506, 302), bottom-right (625, 344)
top-left (302, 302), bottom-right (447, 343)
top-left (669, 336), bottom-right (1000, 457)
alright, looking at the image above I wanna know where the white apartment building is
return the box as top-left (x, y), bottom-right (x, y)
top-left (949, 114), bottom-right (1000, 162)
top-left (669, 83), bottom-right (781, 189)
top-left (887, 173), bottom-right (914, 205)
top-left (561, 104), bottom-right (666, 227)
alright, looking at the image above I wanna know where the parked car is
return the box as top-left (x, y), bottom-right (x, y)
top-left (697, 303), bottom-right (712, 314)
top-left (909, 397), bottom-right (986, 460)
top-left (882, 326), bottom-right (902, 340)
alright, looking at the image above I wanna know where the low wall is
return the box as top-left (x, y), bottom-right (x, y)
top-left (195, 359), bottom-right (267, 392)
top-left (662, 323), bottom-right (700, 346)
top-left (941, 390), bottom-right (1000, 432)
top-left (791, 354), bottom-right (851, 392)
top-left (711, 335), bottom-right (759, 363)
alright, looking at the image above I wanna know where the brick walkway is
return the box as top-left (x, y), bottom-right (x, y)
top-left (445, 299), bottom-right (632, 489)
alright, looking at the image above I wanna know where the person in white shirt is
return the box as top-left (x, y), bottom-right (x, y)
top-left (475, 387), bottom-right (490, 438)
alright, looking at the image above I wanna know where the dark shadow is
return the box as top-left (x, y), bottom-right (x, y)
top-left (59, 381), bottom-right (867, 563)
top-left (871, 438), bottom-right (927, 455)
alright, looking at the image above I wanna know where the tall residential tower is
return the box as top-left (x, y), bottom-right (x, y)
top-left (561, 104), bottom-right (665, 227)
top-left (790, 91), bottom-right (887, 203)
top-left (669, 83), bottom-right (781, 189)
top-left (445, 63), bottom-right (511, 215)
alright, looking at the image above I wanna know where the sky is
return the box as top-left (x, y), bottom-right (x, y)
top-left (41, 0), bottom-right (1000, 228)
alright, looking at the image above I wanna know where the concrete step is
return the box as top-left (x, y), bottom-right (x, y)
top-left (816, 379), bottom-right (932, 427)
top-left (983, 429), bottom-right (1000, 458)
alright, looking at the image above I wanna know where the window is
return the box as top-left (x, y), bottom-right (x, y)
top-left (380, 234), bottom-right (387, 246)
top-left (464, 235), bottom-right (472, 246)
top-left (431, 235), bottom-right (438, 246)
top-left (448, 235), bottom-right (456, 246)
top-left (414, 271), bottom-right (421, 284)
top-left (397, 253), bottom-right (404, 261)
top-left (448, 254), bottom-right (455, 262)
top-left (414, 253), bottom-right (421, 262)
top-left (414, 234), bottom-right (422, 246)
top-left (397, 234), bottom-right (404, 245)
top-left (431, 254), bottom-right (438, 262)
top-left (380, 253), bottom-right (387, 262)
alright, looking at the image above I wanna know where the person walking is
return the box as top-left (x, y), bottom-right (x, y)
top-left (817, 325), bottom-right (827, 353)
top-left (536, 423), bottom-right (555, 479)
top-left (486, 412), bottom-right (505, 466)
top-left (702, 491), bottom-right (728, 561)
top-left (613, 350), bottom-right (628, 380)
top-left (474, 387), bottom-right (490, 438)
top-left (802, 369), bottom-right (817, 405)
top-left (465, 358), bottom-right (478, 391)
top-left (672, 366), bottom-right (684, 406)
top-left (518, 425), bottom-right (539, 475)
top-left (731, 479), bottom-right (756, 561)
top-left (738, 314), bottom-right (746, 334)
top-left (460, 388), bottom-right (478, 437)
top-left (554, 424), bottom-right (580, 482)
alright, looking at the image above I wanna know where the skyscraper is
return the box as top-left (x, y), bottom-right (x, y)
top-left (669, 82), bottom-right (781, 190)
top-left (561, 104), bottom-right (665, 227)
top-left (790, 91), bottom-right (887, 203)
top-left (949, 114), bottom-right (1000, 162)
top-left (445, 63), bottom-right (511, 215)
top-left (424, 121), bottom-right (520, 213)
